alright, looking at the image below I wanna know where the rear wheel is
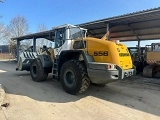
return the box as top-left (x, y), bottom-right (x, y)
top-left (60, 60), bottom-right (90, 95)
top-left (143, 64), bottom-right (156, 78)
top-left (30, 58), bottom-right (48, 82)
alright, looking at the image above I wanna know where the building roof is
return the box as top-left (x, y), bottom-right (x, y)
top-left (11, 24), bottom-right (84, 41)
top-left (78, 7), bottom-right (160, 41)
top-left (12, 30), bottom-right (55, 41)
top-left (12, 7), bottom-right (160, 41)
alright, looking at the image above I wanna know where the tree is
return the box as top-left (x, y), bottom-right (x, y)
top-left (0, 1), bottom-right (5, 44)
top-left (0, 23), bottom-right (5, 40)
top-left (3, 16), bottom-right (29, 56)
top-left (4, 16), bottom-right (29, 45)
top-left (7, 16), bottom-right (29, 38)
top-left (36, 24), bottom-right (48, 47)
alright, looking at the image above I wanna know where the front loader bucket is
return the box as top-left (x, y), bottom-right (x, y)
top-left (16, 51), bottom-right (40, 71)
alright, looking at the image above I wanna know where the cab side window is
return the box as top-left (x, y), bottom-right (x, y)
top-left (55, 28), bottom-right (65, 48)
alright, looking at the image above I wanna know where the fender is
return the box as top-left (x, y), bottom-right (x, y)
top-left (38, 54), bottom-right (53, 68)
top-left (58, 50), bottom-right (94, 71)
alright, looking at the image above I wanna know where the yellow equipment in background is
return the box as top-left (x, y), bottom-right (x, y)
top-left (143, 43), bottom-right (160, 77)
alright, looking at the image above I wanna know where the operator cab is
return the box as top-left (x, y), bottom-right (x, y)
top-left (53, 24), bottom-right (87, 55)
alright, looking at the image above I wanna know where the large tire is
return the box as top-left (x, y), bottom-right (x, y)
top-left (143, 65), bottom-right (155, 78)
top-left (60, 60), bottom-right (90, 95)
top-left (30, 58), bottom-right (48, 82)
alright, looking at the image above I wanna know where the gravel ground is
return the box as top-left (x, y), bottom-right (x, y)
top-left (0, 60), bottom-right (160, 120)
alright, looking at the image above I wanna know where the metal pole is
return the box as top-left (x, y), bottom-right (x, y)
top-left (16, 40), bottom-right (20, 61)
top-left (33, 37), bottom-right (36, 52)
top-left (106, 23), bottom-right (110, 40)
top-left (137, 40), bottom-right (141, 59)
top-left (128, 24), bottom-right (141, 59)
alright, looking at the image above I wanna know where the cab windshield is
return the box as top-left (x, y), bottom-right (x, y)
top-left (69, 27), bottom-right (86, 40)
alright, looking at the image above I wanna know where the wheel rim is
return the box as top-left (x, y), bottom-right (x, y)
top-left (64, 69), bottom-right (76, 88)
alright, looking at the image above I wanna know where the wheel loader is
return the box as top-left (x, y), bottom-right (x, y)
top-left (143, 43), bottom-right (160, 78)
top-left (16, 24), bottom-right (135, 95)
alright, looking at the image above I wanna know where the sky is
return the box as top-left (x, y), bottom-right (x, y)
top-left (0, 0), bottom-right (160, 47)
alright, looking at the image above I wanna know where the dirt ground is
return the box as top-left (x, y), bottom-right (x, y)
top-left (0, 60), bottom-right (160, 120)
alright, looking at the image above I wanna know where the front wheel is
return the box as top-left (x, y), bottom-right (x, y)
top-left (60, 60), bottom-right (90, 95)
top-left (30, 58), bottom-right (48, 82)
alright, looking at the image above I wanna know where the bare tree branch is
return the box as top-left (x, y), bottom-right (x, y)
top-left (7, 16), bottom-right (29, 38)
top-left (37, 24), bottom-right (48, 47)
top-left (37, 24), bottom-right (47, 32)
top-left (2, 16), bottom-right (29, 55)
top-left (7, 16), bottom-right (31, 50)
top-left (0, 23), bottom-right (6, 43)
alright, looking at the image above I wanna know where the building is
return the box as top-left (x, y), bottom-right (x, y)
top-left (0, 45), bottom-right (9, 53)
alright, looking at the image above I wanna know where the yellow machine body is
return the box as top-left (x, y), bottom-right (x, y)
top-left (84, 37), bottom-right (133, 70)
